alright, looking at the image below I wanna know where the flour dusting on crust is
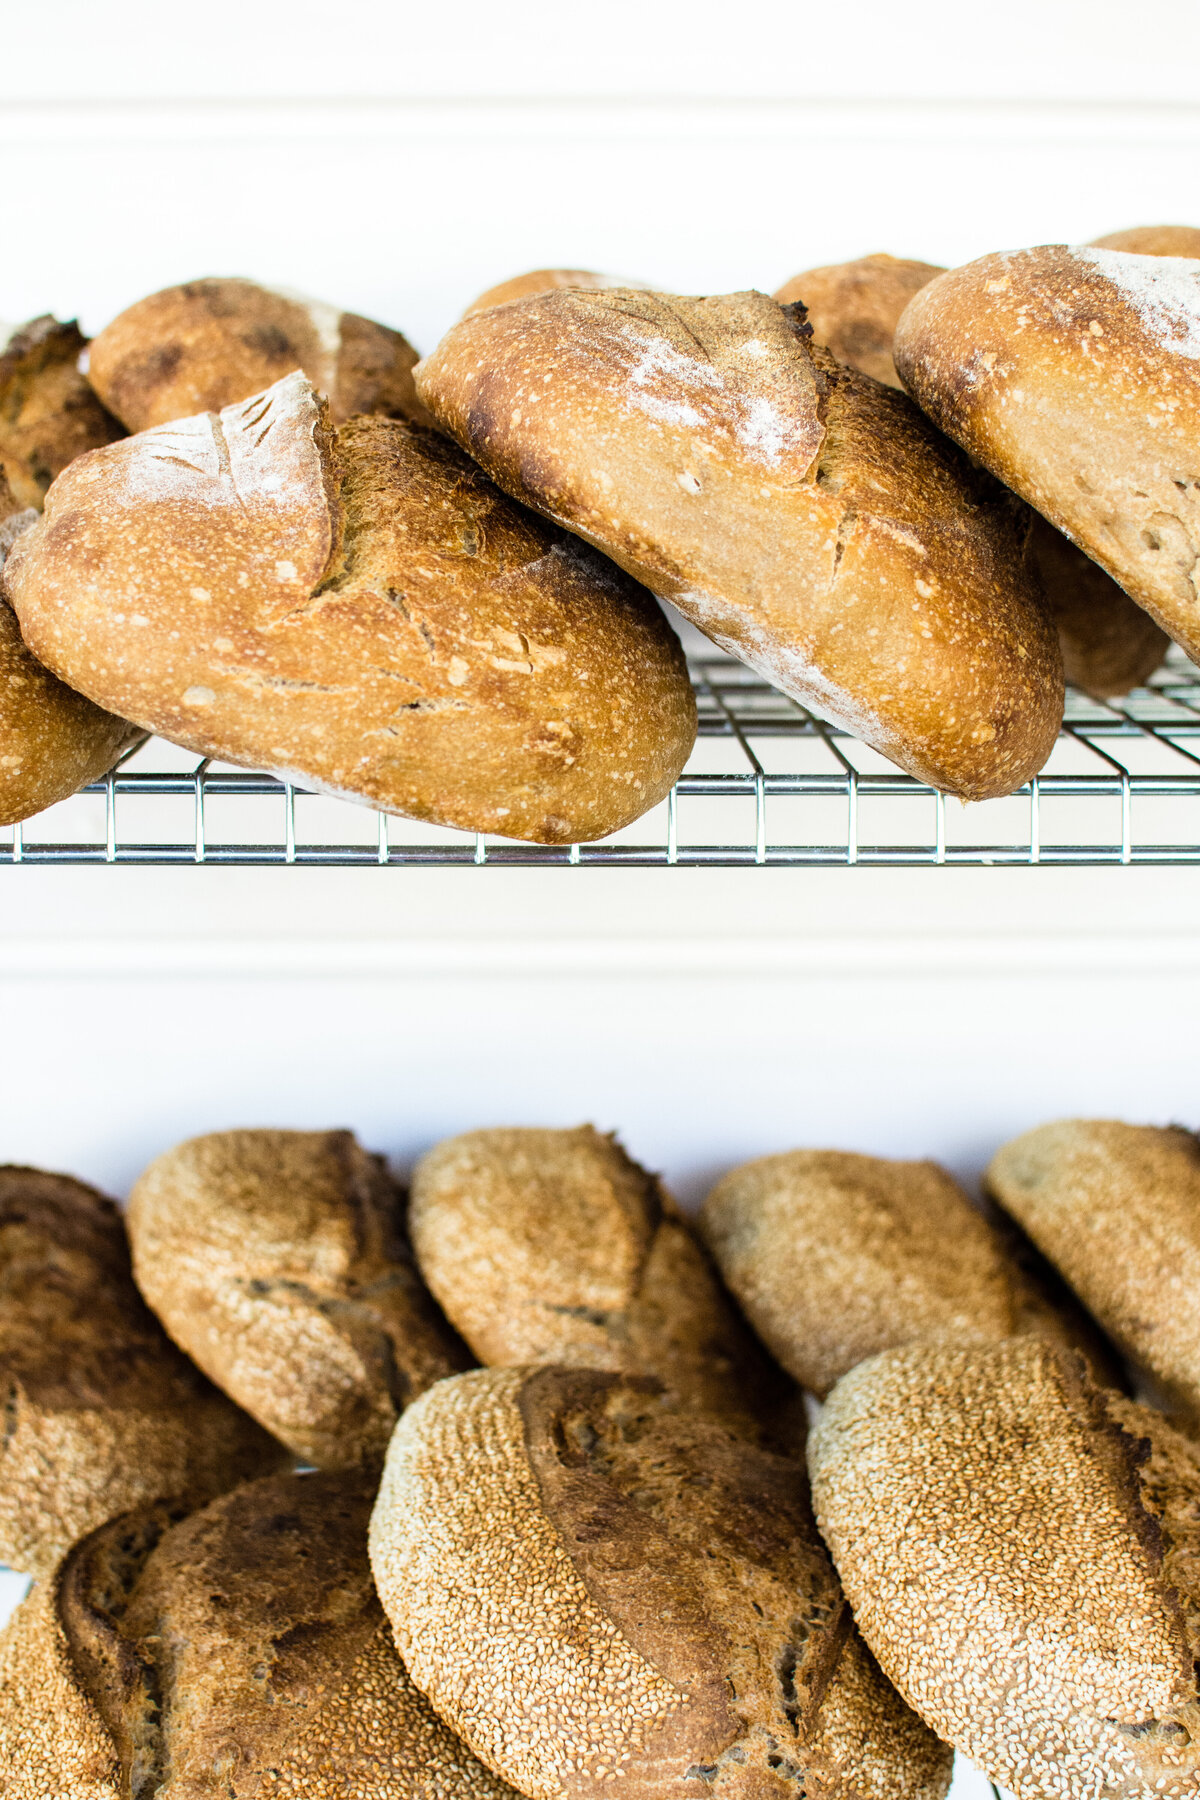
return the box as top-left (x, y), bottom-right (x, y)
top-left (1076, 248), bottom-right (1200, 361)
top-left (625, 335), bottom-right (818, 467)
top-left (269, 284), bottom-right (343, 385)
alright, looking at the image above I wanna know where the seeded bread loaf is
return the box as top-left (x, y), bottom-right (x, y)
top-left (809, 1337), bottom-right (1200, 1800)
top-left (87, 276), bottom-right (430, 432)
top-left (0, 1165), bottom-right (278, 1577)
top-left (5, 371), bottom-right (696, 843)
top-left (462, 269), bottom-right (642, 318)
top-left (0, 1469), bottom-right (521, 1800)
top-left (126, 1128), bottom-right (472, 1470)
top-left (409, 1125), bottom-right (794, 1440)
top-left (416, 286), bottom-right (1063, 801)
top-left (370, 1365), bottom-right (953, 1800)
top-left (0, 315), bottom-right (124, 511)
top-left (773, 255), bottom-right (945, 390)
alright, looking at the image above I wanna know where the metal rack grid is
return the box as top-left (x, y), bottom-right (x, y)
top-left (5, 649), bottom-right (1200, 868)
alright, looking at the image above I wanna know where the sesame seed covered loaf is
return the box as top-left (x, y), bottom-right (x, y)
top-left (415, 286), bottom-right (1063, 801)
top-left (126, 1128), bottom-right (473, 1471)
top-left (0, 1165), bottom-right (279, 1578)
top-left (0, 1469), bottom-right (522, 1800)
top-left (809, 1338), bottom-right (1200, 1800)
top-left (369, 1364), bottom-right (953, 1800)
top-left (3, 371), bottom-right (696, 844)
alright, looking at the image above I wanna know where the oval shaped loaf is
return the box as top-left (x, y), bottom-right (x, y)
top-left (700, 1148), bottom-right (1117, 1398)
top-left (0, 1164), bottom-right (278, 1578)
top-left (0, 315), bottom-right (124, 511)
top-left (87, 276), bottom-right (429, 431)
top-left (409, 1125), bottom-right (792, 1438)
top-left (986, 1119), bottom-right (1200, 1421)
top-left (127, 1128), bottom-right (472, 1470)
top-left (893, 245), bottom-right (1200, 662)
top-left (773, 255), bottom-right (946, 390)
top-left (4, 371), bottom-right (696, 844)
top-left (0, 1468), bottom-right (522, 1800)
top-left (462, 269), bottom-right (643, 319)
top-left (809, 1337), bottom-right (1200, 1800)
top-left (415, 286), bottom-right (1063, 801)
top-left (1090, 225), bottom-right (1200, 257)
top-left (370, 1364), bottom-right (953, 1800)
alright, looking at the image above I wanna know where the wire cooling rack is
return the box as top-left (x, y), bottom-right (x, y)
top-left (5, 649), bottom-right (1200, 867)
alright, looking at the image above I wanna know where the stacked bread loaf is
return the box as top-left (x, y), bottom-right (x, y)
top-left (2, 1111), bottom-right (1198, 1800)
top-left (3, 227), bottom-right (1197, 834)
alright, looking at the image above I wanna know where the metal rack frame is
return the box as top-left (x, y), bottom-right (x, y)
top-left (6, 652), bottom-right (1200, 868)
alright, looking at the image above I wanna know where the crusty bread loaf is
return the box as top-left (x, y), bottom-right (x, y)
top-left (809, 1337), bottom-right (1200, 1800)
top-left (463, 269), bottom-right (642, 318)
top-left (0, 315), bottom-right (124, 511)
top-left (0, 1165), bottom-right (278, 1578)
top-left (416, 287), bottom-right (1063, 801)
top-left (986, 1119), bottom-right (1200, 1423)
top-left (5, 371), bottom-right (696, 843)
top-left (87, 276), bottom-right (430, 432)
top-left (370, 1365), bottom-right (953, 1800)
top-left (0, 1469), bottom-right (521, 1800)
top-left (699, 1148), bottom-right (1117, 1397)
top-left (893, 246), bottom-right (1200, 663)
top-left (409, 1125), bottom-right (794, 1439)
top-left (1091, 225), bottom-right (1200, 257)
top-left (126, 1128), bottom-right (472, 1470)
top-left (773, 255), bottom-right (945, 389)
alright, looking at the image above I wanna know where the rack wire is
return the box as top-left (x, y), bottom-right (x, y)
top-left (5, 649), bottom-right (1200, 867)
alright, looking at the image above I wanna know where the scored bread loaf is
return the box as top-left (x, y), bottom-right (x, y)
top-left (773, 255), bottom-right (945, 389)
top-left (370, 1365), bottom-right (954, 1800)
top-left (4, 371), bottom-right (696, 843)
top-left (0, 315), bottom-right (124, 510)
top-left (1090, 225), bottom-right (1200, 257)
top-left (0, 1469), bottom-right (521, 1800)
top-left (409, 1125), bottom-right (794, 1440)
top-left (416, 286), bottom-right (1063, 801)
top-left (126, 1128), bottom-right (473, 1470)
top-left (87, 276), bottom-right (430, 431)
top-left (0, 1165), bottom-right (278, 1578)
top-left (986, 1119), bottom-right (1200, 1423)
top-left (462, 268), bottom-right (643, 318)
top-left (809, 1337), bottom-right (1200, 1800)
top-left (699, 1148), bottom-right (1118, 1397)
top-left (893, 245), bottom-right (1200, 663)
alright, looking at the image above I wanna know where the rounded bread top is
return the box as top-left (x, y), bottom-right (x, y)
top-left (87, 276), bottom-right (427, 432)
top-left (0, 315), bottom-right (124, 512)
top-left (1090, 225), bottom-right (1200, 258)
top-left (809, 1336), bottom-right (1200, 1800)
top-left (773, 254), bottom-right (944, 388)
top-left (462, 269), bottom-right (644, 318)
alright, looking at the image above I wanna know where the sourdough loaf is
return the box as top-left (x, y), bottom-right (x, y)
top-left (0, 1165), bottom-right (277, 1577)
top-left (370, 1365), bottom-right (953, 1800)
top-left (0, 315), bottom-right (123, 511)
top-left (463, 269), bottom-right (642, 318)
top-left (1091, 225), bottom-right (1200, 257)
top-left (773, 255), bottom-right (945, 389)
top-left (415, 287), bottom-right (1063, 800)
top-left (809, 1338), bottom-right (1200, 1800)
top-left (87, 277), bottom-right (430, 431)
top-left (0, 1469), bottom-right (521, 1799)
top-left (126, 1128), bottom-right (472, 1470)
top-left (4, 372), bottom-right (696, 843)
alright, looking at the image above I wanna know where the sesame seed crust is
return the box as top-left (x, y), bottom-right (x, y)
top-left (809, 1337), bottom-right (1200, 1800)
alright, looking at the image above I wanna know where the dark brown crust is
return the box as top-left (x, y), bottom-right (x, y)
top-left (0, 316), bottom-right (124, 511)
top-left (773, 255), bottom-right (944, 389)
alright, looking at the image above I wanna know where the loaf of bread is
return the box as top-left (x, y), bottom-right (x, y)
top-left (893, 246), bottom-right (1200, 664)
top-left (0, 1469), bottom-right (521, 1800)
top-left (700, 1148), bottom-right (1117, 1397)
top-left (0, 1164), bottom-right (278, 1577)
top-left (5, 371), bottom-right (696, 843)
top-left (986, 1119), bottom-right (1200, 1422)
top-left (416, 287), bottom-right (1063, 800)
top-left (463, 269), bottom-right (641, 318)
top-left (370, 1365), bottom-right (954, 1800)
top-left (87, 276), bottom-right (430, 432)
top-left (409, 1125), bottom-right (794, 1439)
top-left (773, 255), bottom-right (945, 389)
top-left (126, 1128), bottom-right (472, 1470)
top-left (1091, 225), bottom-right (1200, 257)
top-left (0, 315), bottom-right (123, 511)
top-left (810, 1337), bottom-right (1200, 1800)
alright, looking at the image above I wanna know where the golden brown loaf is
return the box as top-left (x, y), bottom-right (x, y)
top-left (87, 276), bottom-right (429, 431)
top-left (0, 1165), bottom-right (277, 1578)
top-left (370, 1365), bottom-right (954, 1800)
top-left (0, 315), bottom-right (124, 510)
top-left (986, 1119), bottom-right (1200, 1422)
top-left (1090, 225), bottom-right (1200, 257)
top-left (416, 287), bottom-right (1063, 801)
top-left (809, 1337), bottom-right (1200, 1800)
top-left (773, 255), bottom-right (945, 389)
top-left (409, 1125), bottom-right (792, 1438)
top-left (5, 371), bottom-right (696, 844)
top-left (463, 269), bottom-right (643, 319)
top-left (699, 1148), bottom-right (1116, 1398)
top-left (126, 1128), bottom-right (472, 1470)
top-left (893, 245), bottom-right (1200, 663)
top-left (0, 1469), bottom-right (522, 1800)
